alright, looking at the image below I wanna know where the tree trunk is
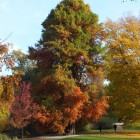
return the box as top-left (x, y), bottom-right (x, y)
top-left (69, 123), bottom-right (75, 134)
top-left (21, 128), bottom-right (24, 139)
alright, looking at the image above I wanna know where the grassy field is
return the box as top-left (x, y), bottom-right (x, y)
top-left (62, 130), bottom-right (140, 140)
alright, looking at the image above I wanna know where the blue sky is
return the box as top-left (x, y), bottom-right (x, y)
top-left (0, 0), bottom-right (140, 54)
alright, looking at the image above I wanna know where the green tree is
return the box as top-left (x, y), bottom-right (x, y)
top-left (11, 50), bottom-right (36, 76)
top-left (105, 15), bottom-right (140, 125)
top-left (29, 0), bottom-right (108, 134)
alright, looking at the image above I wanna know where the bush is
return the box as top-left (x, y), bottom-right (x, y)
top-left (76, 119), bottom-right (91, 132)
top-left (0, 134), bottom-right (11, 140)
top-left (0, 117), bottom-right (9, 132)
top-left (92, 117), bottom-right (115, 130)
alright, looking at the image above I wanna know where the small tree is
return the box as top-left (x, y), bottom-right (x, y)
top-left (10, 82), bottom-right (39, 139)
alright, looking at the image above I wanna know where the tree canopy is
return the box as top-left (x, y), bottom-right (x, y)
top-left (1, 0), bottom-right (140, 137)
top-left (105, 15), bottom-right (140, 124)
top-left (29, 0), bottom-right (108, 134)
top-left (10, 82), bottom-right (39, 129)
top-left (0, 39), bottom-right (21, 132)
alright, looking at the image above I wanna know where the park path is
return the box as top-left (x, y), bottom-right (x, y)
top-left (24, 135), bottom-right (79, 140)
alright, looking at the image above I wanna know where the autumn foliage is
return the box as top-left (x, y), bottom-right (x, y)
top-left (29, 0), bottom-right (108, 134)
top-left (0, 41), bottom-right (14, 72)
top-left (0, 41), bottom-right (20, 132)
top-left (10, 82), bottom-right (39, 129)
top-left (105, 15), bottom-right (140, 124)
top-left (1, 1), bottom-right (140, 136)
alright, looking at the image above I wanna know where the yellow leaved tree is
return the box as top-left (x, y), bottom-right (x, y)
top-left (105, 15), bottom-right (140, 125)
top-left (0, 40), bottom-right (20, 132)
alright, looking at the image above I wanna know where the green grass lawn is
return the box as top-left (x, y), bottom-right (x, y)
top-left (62, 135), bottom-right (140, 140)
top-left (62, 130), bottom-right (140, 140)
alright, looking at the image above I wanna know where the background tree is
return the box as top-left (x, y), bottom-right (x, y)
top-left (105, 15), bottom-right (140, 124)
top-left (0, 39), bottom-right (20, 132)
top-left (11, 50), bottom-right (36, 76)
top-left (29, 0), bottom-right (108, 134)
top-left (0, 39), bottom-right (13, 73)
top-left (9, 49), bottom-right (38, 86)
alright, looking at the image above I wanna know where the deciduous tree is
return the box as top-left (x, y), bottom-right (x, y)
top-left (10, 82), bottom-right (39, 138)
top-left (0, 40), bottom-right (13, 73)
top-left (105, 15), bottom-right (140, 124)
top-left (11, 50), bottom-right (36, 76)
top-left (0, 39), bottom-right (20, 132)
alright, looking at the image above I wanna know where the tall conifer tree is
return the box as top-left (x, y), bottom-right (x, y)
top-left (29, 0), bottom-right (108, 134)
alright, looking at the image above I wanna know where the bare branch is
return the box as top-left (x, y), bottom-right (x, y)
top-left (0, 32), bottom-right (12, 44)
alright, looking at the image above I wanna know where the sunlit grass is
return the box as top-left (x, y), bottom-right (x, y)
top-left (62, 134), bottom-right (140, 140)
top-left (62, 130), bottom-right (140, 140)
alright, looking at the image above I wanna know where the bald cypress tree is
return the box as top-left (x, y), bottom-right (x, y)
top-left (29, 0), bottom-right (108, 134)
